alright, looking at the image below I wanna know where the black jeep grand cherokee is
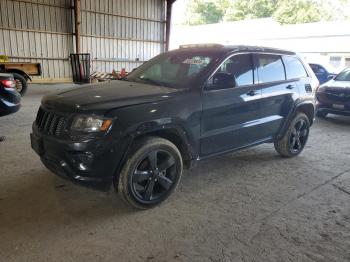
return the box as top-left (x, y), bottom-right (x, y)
top-left (31, 45), bottom-right (318, 209)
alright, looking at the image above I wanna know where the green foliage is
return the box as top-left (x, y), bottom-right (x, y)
top-left (224, 0), bottom-right (278, 22)
top-left (185, 0), bottom-right (225, 25)
top-left (274, 0), bottom-right (323, 24)
top-left (184, 0), bottom-right (350, 25)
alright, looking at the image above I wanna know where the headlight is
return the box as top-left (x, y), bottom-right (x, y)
top-left (71, 116), bottom-right (113, 132)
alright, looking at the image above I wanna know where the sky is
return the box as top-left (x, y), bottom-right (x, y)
top-left (172, 0), bottom-right (190, 25)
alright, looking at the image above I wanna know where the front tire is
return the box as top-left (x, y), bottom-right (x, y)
top-left (12, 73), bottom-right (28, 96)
top-left (274, 113), bottom-right (310, 158)
top-left (117, 137), bottom-right (183, 209)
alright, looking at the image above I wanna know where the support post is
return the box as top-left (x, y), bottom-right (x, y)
top-left (74, 0), bottom-right (81, 54)
top-left (165, 0), bottom-right (175, 51)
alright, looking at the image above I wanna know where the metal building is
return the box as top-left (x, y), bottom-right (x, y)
top-left (0, 0), bottom-right (175, 82)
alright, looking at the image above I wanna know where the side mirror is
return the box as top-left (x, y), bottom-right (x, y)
top-left (207, 72), bottom-right (236, 90)
top-left (327, 75), bottom-right (335, 81)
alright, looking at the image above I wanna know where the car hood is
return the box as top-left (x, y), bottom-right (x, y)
top-left (42, 81), bottom-right (178, 113)
top-left (322, 80), bottom-right (350, 89)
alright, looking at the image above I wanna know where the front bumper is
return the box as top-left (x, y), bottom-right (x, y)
top-left (31, 123), bottom-right (130, 191)
top-left (317, 105), bottom-right (350, 116)
top-left (0, 98), bottom-right (21, 116)
top-left (316, 92), bottom-right (350, 116)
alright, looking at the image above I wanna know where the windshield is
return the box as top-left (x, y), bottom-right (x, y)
top-left (124, 51), bottom-right (220, 89)
top-left (335, 68), bottom-right (350, 81)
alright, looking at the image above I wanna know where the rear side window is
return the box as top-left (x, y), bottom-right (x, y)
top-left (283, 56), bottom-right (308, 79)
top-left (257, 54), bottom-right (285, 83)
top-left (218, 54), bottom-right (254, 86)
top-left (310, 64), bottom-right (326, 74)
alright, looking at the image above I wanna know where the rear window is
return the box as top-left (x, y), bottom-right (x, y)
top-left (257, 54), bottom-right (285, 83)
top-left (283, 56), bottom-right (308, 79)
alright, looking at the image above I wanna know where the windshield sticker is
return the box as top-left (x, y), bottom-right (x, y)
top-left (183, 59), bottom-right (205, 65)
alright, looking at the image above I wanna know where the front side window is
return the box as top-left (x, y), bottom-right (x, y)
top-left (206, 54), bottom-right (254, 90)
top-left (125, 52), bottom-right (216, 89)
top-left (257, 54), bottom-right (285, 83)
top-left (283, 56), bottom-right (308, 80)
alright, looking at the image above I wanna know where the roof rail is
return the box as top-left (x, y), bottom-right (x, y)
top-left (179, 44), bottom-right (224, 49)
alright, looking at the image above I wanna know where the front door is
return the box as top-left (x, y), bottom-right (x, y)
top-left (200, 53), bottom-right (262, 156)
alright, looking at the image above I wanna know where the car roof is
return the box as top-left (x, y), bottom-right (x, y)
top-left (173, 44), bottom-right (296, 56)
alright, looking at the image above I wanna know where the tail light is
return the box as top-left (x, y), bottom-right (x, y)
top-left (1, 79), bottom-right (16, 89)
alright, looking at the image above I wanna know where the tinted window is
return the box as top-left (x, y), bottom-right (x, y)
top-left (283, 56), bottom-right (308, 79)
top-left (217, 54), bottom-right (254, 86)
top-left (335, 68), bottom-right (350, 81)
top-left (257, 54), bottom-right (285, 83)
top-left (126, 52), bottom-right (216, 89)
top-left (310, 64), bottom-right (326, 74)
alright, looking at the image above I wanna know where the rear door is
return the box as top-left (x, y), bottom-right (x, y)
top-left (200, 53), bottom-right (262, 156)
top-left (256, 53), bottom-right (298, 140)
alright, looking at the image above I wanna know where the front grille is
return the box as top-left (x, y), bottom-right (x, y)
top-left (36, 107), bottom-right (68, 136)
top-left (325, 92), bottom-right (350, 102)
top-left (324, 87), bottom-right (350, 102)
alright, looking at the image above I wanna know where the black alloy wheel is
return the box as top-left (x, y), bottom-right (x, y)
top-left (274, 112), bottom-right (310, 158)
top-left (131, 149), bottom-right (176, 202)
top-left (118, 137), bottom-right (183, 209)
top-left (289, 119), bottom-right (309, 154)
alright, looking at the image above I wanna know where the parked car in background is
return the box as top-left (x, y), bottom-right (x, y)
top-left (316, 67), bottom-right (350, 118)
top-left (0, 60), bottom-right (41, 96)
top-left (31, 45), bottom-right (317, 209)
top-left (309, 63), bottom-right (338, 84)
top-left (0, 73), bottom-right (21, 117)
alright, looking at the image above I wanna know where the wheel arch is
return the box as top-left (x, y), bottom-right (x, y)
top-left (296, 102), bottom-right (315, 125)
top-left (5, 69), bottom-right (31, 81)
top-left (276, 101), bottom-right (315, 140)
top-left (112, 125), bottom-right (195, 191)
top-left (130, 126), bottom-right (194, 169)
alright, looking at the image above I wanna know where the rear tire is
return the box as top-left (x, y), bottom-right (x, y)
top-left (12, 73), bottom-right (28, 96)
top-left (117, 136), bottom-right (183, 209)
top-left (274, 113), bottom-right (310, 158)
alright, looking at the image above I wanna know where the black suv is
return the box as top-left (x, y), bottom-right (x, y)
top-left (31, 45), bottom-right (317, 209)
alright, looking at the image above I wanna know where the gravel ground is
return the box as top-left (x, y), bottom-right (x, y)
top-left (0, 84), bottom-right (349, 262)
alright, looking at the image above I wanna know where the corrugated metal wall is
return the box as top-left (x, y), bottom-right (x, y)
top-left (80, 0), bottom-right (166, 73)
top-left (0, 0), bottom-right (74, 81)
top-left (0, 0), bottom-right (166, 81)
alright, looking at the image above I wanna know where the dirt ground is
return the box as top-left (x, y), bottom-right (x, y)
top-left (0, 84), bottom-right (349, 262)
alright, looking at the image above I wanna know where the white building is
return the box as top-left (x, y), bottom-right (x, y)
top-left (170, 18), bottom-right (350, 71)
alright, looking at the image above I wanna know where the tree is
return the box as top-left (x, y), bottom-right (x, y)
top-left (223, 0), bottom-right (278, 22)
top-left (273, 0), bottom-right (323, 24)
top-left (184, 0), bottom-right (350, 25)
top-left (185, 0), bottom-right (225, 25)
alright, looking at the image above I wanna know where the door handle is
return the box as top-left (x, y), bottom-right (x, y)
top-left (246, 90), bottom-right (258, 96)
top-left (286, 84), bottom-right (296, 89)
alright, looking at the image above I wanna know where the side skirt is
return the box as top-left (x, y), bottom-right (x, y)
top-left (195, 137), bottom-right (274, 162)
